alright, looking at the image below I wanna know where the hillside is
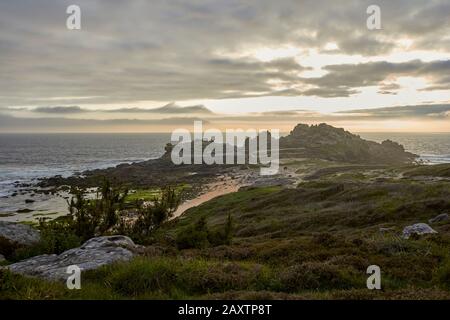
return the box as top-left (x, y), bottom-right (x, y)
top-left (2, 162), bottom-right (449, 300)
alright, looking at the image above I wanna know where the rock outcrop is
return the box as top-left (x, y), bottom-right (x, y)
top-left (402, 223), bottom-right (437, 239)
top-left (280, 123), bottom-right (417, 164)
top-left (0, 221), bottom-right (41, 246)
top-left (7, 235), bottom-right (137, 281)
top-left (429, 213), bottom-right (449, 224)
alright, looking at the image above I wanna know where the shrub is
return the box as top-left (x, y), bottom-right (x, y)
top-left (37, 218), bottom-right (82, 254)
top-left (176, 217), bottom-right (210, 249)
top-left (57, 180), bottom-right (180, 244)
top-left (178, 261), bottom-right (274, 294)
top-left (8, 218), bottom-right (82, 262)
top-left (176, 214), bottom-right (234, 249)
top-left (312, 232), bottom-right (337, 248)
top-left (208, 214), bottom-right (233, 247)
top-left (87, 257), bottom-right (275, 297)
top-left (0, 269), bottom-right (67, 300)
top-left (131, 186), bottom-right (181, 241)
top-left (434, 260), bottom-right (450, 290)
top-left (0, 236), bottom-right (20, 260)
top-left (278, 262), bottom-right (361, 292)
top-left (67, 179), bottom-right (128, 240)
top-left (107, 258), bottom-right (178, 295)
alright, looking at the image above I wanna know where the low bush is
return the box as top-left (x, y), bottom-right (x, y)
top-left (38, 217), bottom-right (82, 254)
top-left (0, 269), bottom-right (66, 300)
top-left (128, 186), bottom-right (180, 243)
top-left (176, 214), bottom-right (233, 249)
top-left (176, 216), bottom-right (210, 249)
top-left (278, 262), bottom-right (362, 292)
top-left (433, 260), bottom-right (450, 290)
top-left (85, 257), bottom-right (274, 298)
top-left (0, 236), bottom-right (20, 260)
top-left (106, 257), bottom-right (178, 295)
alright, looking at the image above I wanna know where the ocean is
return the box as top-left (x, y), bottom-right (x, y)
top-left (0, 133), bottom-right (170, 198)
top-left (358, 133), bottom-right (450, 164)
top-left (0, 132), bottom-right (449, 220)
top-left (0, 132), bottom-right (449, 197)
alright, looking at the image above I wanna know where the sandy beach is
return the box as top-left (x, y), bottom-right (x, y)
top-left (172, 176), bottom-right (241, 219)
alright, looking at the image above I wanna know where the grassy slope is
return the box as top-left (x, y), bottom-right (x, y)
top-left (2, 165), bottom-right (450, 299)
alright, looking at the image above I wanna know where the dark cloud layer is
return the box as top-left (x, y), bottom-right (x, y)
top-left (338, 104), bottom-right (450, 119)
top-left (13, 103), bottom-right (215, 115)
top-left (0, 113), bottom-right (210, 132)
top-left (32, 106), bottom-right (87, 114)
top-left (106, 103), bottom-right (214, 114)
top-left (1, 103), bottom-right (448, 132)
top-left (301, 60), bottom-right (450, 97)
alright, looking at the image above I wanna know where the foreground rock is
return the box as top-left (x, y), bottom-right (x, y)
top-left (429, 213), bottom-right (449, 224)
top-left (0, 221), bottom-right (41, 246)
top-left (8, 236), bottom-right (137, 281)
top-left (402, 223), bottom-right (437, 239)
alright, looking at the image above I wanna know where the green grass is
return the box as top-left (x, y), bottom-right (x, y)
top-left (0, 257), bottom-right (277, 299)
top-left (165, 180), bottom-right (449, 240)
top-left (2, 249), bottom-right (449, 300)
top-left (403, 164), bottom-right (450, 177)
top-left (125, 184), bottom-right (191, 203)
top-left (153, 177), bottom-right (450, 298)
top-left (125, 189), bottom-right (160, 202)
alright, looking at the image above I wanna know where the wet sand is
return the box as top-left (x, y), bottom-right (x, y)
top-left (0, 192), bottom-right (69, 222)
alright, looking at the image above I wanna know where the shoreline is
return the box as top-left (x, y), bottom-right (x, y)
top-left (1, 147), bottom-right (449, 223)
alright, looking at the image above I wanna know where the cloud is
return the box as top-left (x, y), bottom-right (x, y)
top-left (299, 59), bottom-right (450, 97)
top-left (337, 104), bottom-right (450, 119)
top-left (11, 103), bottom-right (215, 115)
top-left (1, 0), bottom-right (450, 108)
top-left (106, 103), bottom-right (214, 114)
top-left (32, 106), bottom-right (87, 114)
top-left (377, 82), bottom-right (401, 95)
top-left (2, 103), bottom-right (448, 132)
top-left (0, 113), bottom-right (210, 132)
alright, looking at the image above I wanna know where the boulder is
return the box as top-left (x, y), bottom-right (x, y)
top-left (7, 235), bottom-right (137, 281)
top-left (0, 254), bottom-right (5, 263)
top-left (402, 223), bottom-right (437, 239)
top-left (429, 213), bottom-right (449, 224)
top-left (0, 221), bottom-right (41, 246)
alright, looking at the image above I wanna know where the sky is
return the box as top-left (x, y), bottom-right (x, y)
top-left (0, 0), bottom-right (450, 132)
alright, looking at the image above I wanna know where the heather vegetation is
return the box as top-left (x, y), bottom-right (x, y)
top-left (2, 163), bottom-right (450, 299)
top-left (1, 125), bottom-right (449, 300)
